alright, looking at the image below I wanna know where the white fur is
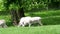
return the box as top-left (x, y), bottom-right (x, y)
top-left (0, 19), bottom-right (7, 28)
top-left (18, 17), bottom-right (43, 27)
top-left (31, 17), bottom-right (42, 25)
top-left (18, 17), bottom-right (31, 27)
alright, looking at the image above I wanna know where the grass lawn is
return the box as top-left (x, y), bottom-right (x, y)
top-left (25, 10), bottom-right (60, 25)
top-left (0, 10), bottom-right (60, 34)
top-left (0, 25), bottom-right (60, 34)
top-left (0, 10), bottom-right (60, 25)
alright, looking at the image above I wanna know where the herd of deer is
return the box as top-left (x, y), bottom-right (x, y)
top-left (0, 17), bottom-right (43, 28)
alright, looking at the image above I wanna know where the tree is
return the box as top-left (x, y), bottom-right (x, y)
top-left (1, 0), bottom-right (60, 26)
top-left (0, 0), bottom-right (49, 26)
top-left (3, 0), bottom-right (47, 26)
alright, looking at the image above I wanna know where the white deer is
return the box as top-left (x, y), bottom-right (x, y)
top-left (18, 17), bottom-right (43, 27)
top-left (0, 19), bottom-right (7, 28)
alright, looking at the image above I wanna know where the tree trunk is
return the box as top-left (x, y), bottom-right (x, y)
top-left (18, 8), bottom-right (25, 18)
top-left (10, 8), bottom-right (25, 26)
top-left (17, 8), bottom-right (25, 25)
top-left (10, 9), bottom-right (19, 26)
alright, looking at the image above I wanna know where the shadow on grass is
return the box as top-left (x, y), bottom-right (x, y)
top-left (41, 17), bottom-right (60, 25)
top-left (25, 10), bottom-right (60, 17)
top-left (25, 10), bottom-right (60, 25)
top-left (25, 23), bottom-right (41, 27)
top-left (6, 21), bottom-right (13, 27)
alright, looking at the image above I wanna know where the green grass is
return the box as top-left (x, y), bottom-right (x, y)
top-left (0, 10), bottom-right (60, 26)
top-left (25, 10), bottom-right (60, 25)
top-left (0, 25), bottom-right (60, 34)
top-left (25, 10), bottom-right (60, 17)
top-left (0, 10), bottom-right (60, 34)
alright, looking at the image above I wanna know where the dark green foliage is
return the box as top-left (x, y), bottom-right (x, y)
top-left (0, 0), bottom-right (60, 11)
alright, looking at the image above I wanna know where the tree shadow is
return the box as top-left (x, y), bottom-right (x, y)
top-left (25, 11), bottom-right (60, 25)
top-left (6, 21), bottom-right (13, 27)
top-left (25, 23), bottom-right (41, 27)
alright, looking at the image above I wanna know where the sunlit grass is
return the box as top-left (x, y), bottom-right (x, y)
top-left (0, 25), bottom-right (60, 34)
